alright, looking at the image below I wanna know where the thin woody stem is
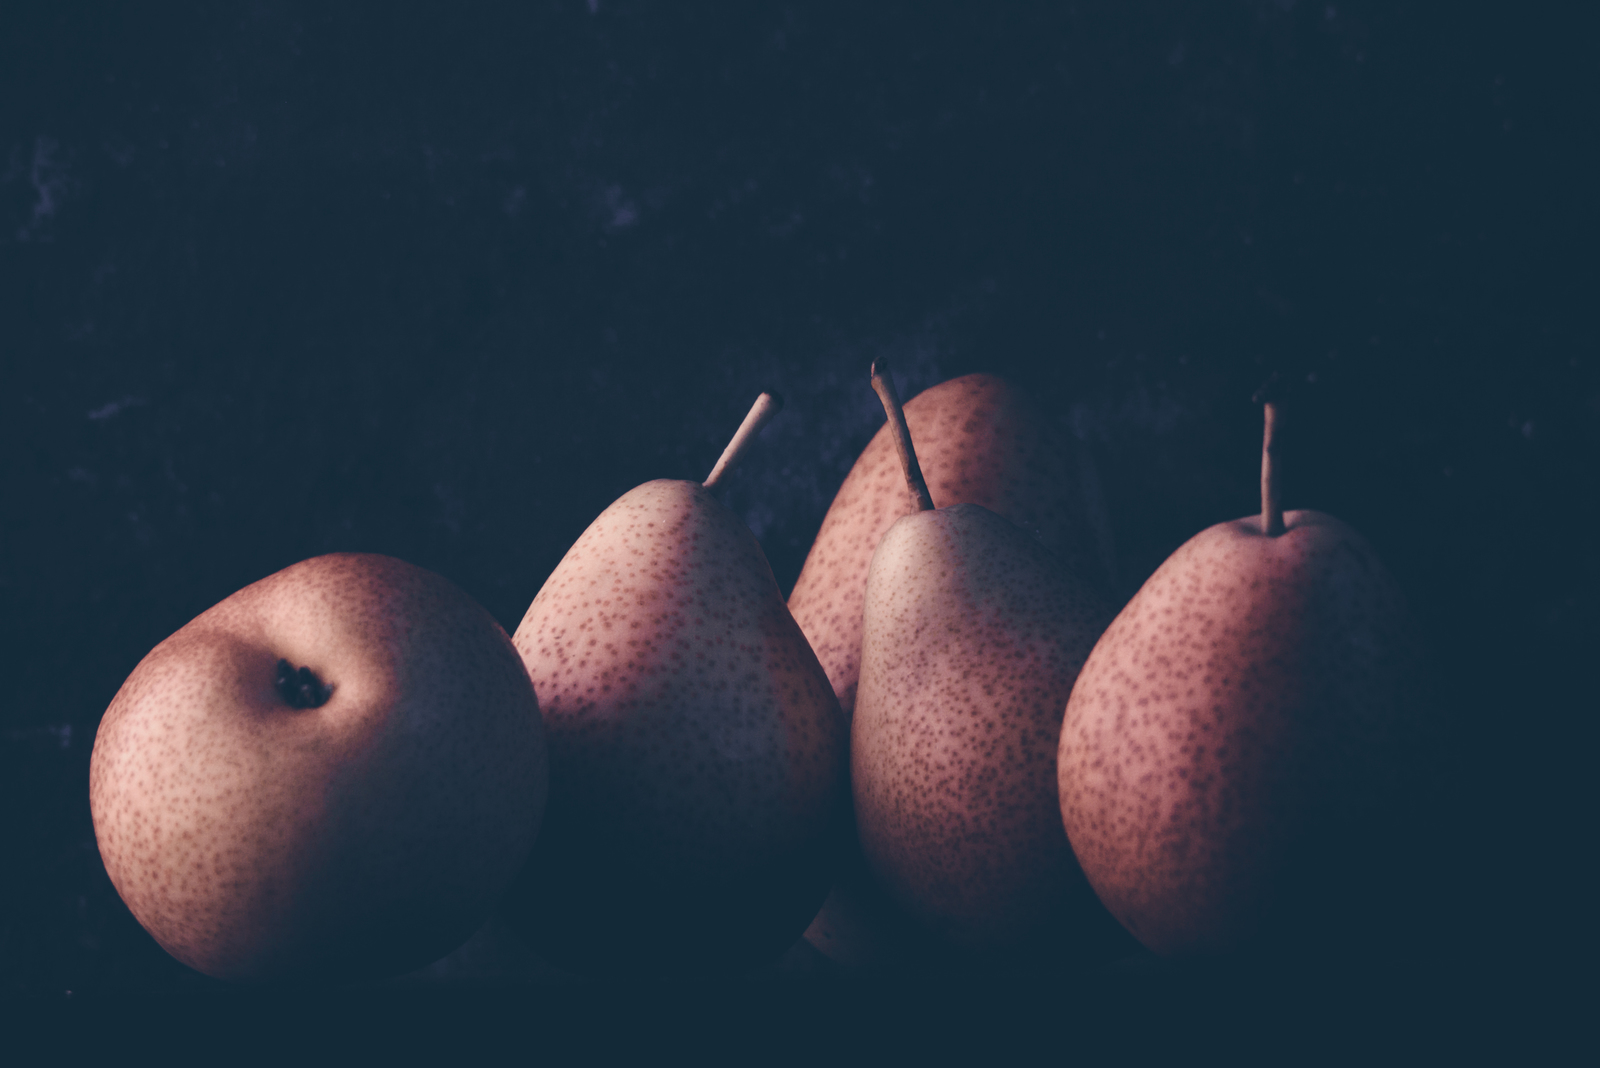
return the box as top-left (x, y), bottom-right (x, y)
top-left (870, 358), bottom-right (935, 513)
top-left (1260, 401), bottom-right (1284, 536)
top-left (703, 392), bottom-right (784, 491)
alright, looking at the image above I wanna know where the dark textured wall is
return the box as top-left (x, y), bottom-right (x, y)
top-left (2, 0), bottom-right (1593, 1008)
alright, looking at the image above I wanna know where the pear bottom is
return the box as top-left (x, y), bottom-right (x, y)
top-left (805, 811), bottom-right (1137, 976)
top-left (803, 831), bottom-right (948, 971)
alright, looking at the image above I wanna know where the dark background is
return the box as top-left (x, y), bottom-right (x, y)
top-left (1, 0), bottom-right (1593, 1032)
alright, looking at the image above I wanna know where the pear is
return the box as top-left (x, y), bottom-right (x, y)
top-left (848, 360), bottom-right (1124, 964)
top-left (88, 553), bottom-right (548, 983)
top-left (792, 371), bottom-right (1109, 965)
top-left (503, 393), bottom-right (847, 974)
top-left (1057, 389), bottom-right (1419, 959)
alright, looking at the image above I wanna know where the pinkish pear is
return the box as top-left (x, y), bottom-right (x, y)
top-left (793, 371), bottom-right (1109, 966)
top-left (503, 394), bottom-right (847, 973)
top-left (89, 553), bottom-right (547, 983)
top-left (844, 361), bottom-right (1127, 967)
top-left (1058, 396), bottom-right (1418, 959)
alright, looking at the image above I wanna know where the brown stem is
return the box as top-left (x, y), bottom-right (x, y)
top-left (1260, 401), bottom-right (1284, 536)
top-left (869, 358), bottom-right (935, 513)
top-left (703, 391), bottom-right (784, 490)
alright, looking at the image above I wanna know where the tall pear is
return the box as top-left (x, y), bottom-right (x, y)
top-left (849, 361), bottom-right (1126, 964)
top-left (1057, 391), bottom-right (1419, 959)
top-left (502, 394), bottom-right (847, 974)
top-left (793, 372), bottom-right (1110, 965)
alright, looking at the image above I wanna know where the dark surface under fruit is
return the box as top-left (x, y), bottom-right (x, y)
top-left (1, 0), bottom-right (1593, 1031)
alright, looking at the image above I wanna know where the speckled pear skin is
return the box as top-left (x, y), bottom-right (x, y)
top-left (852, 503), bottom-right (1119, 958)
top-left (1058, 510), bottom-right (1415, 959)
top-left (788, 373), bottom-right (1097, 721)
top-left (797, 375), bottom-right (1109, 968)
top-left (505, 479), bottom-right (847, 974)
top-left (88, 553), bottom-right (548, 984)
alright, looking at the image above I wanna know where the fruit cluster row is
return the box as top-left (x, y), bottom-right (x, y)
top-left (88, 364), bottom-right (1414, 983)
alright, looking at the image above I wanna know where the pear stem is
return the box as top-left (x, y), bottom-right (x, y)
top-left (1260, 401), bottom-right (1284, 536)
top-left (703, 391), bottom-right (784, 491)
top-left (870, 358), bottom-right (935, 513)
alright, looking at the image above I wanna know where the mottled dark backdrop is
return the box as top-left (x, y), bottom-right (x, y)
top-left (2, 0), bottom-right (1593, 1015)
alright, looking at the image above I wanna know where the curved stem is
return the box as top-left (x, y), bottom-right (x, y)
top-left (1260, 401), bottom-right (1284, 536)
top-left (703, 391), bottom-right (784, 490)
top-left (869, 358), bottom-right (935, 513)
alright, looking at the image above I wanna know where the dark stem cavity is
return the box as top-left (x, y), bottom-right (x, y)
top-left (275, 659), bottom-right (332, 709)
